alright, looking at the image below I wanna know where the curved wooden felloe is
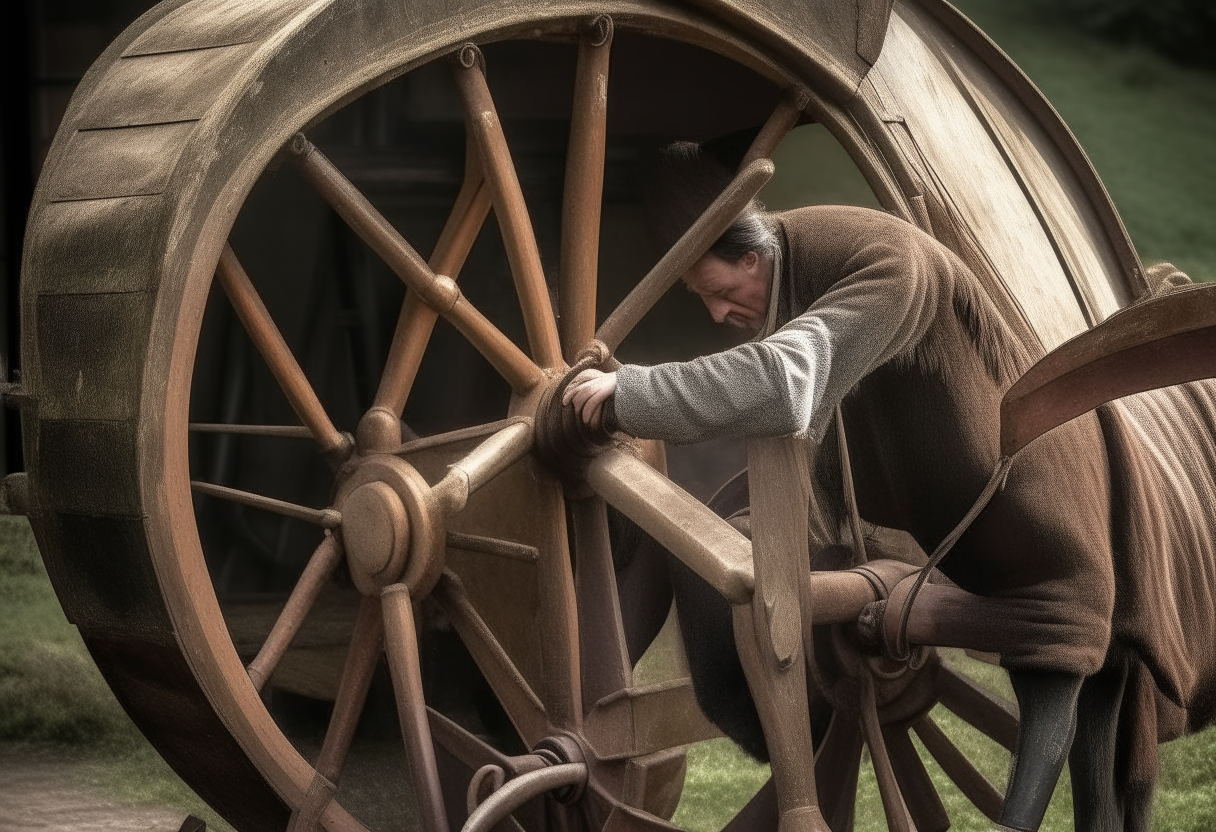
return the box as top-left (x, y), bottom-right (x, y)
top-left (18, 0), bottom-right (1147, 830)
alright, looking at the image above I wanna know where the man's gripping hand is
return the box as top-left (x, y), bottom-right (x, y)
top-left (562, 369), bottom-right (618, 430)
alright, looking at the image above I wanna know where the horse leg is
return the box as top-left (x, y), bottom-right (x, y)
top-left (1115, 661), bottom-right (1160, 832)
top-left (1068, 659), bottom-right (1129, 832)
top-left (1000, 669), bottom-right (1084, 832)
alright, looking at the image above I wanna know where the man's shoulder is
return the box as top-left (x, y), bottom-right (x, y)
top-left (776, 205), bottom-right (937, 255)
top-left (775, 204), bottom-right (910, 232)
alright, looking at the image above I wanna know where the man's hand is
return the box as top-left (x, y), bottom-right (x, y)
top-left (562, 369), bottom-right (618, 430)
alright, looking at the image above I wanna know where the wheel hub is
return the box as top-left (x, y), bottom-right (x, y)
top-left (341, 481), bottom-right (409, 578)
top-left (335, 454), bottom-right (445, 597)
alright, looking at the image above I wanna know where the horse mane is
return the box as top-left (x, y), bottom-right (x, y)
top-left (905, 265), bottom-right (1035, 393)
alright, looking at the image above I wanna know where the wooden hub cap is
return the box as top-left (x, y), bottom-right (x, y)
top-left (335, 454), bottom-right (445, 597)
top-left (342, 481), bottom-right (409, 580)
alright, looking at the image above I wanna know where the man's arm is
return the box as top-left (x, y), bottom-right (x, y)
top-left (569, 235), bottom-right (946, 444)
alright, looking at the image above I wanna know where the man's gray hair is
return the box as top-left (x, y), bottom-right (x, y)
top-left (710, 201), bottom-right (778, 263)
top-left (645, 140), bottom-right (778, 264)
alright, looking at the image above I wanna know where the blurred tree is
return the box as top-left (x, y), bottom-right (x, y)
top-left (1045, 0), bottom-right (1216, 68)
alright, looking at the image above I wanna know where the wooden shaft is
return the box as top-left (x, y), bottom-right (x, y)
top-left (189, 422), bottom-right (314, 438)
top-left (570, 496), bottom-right (631, 715)
top-left (859, 674), bottom-right (914, 832)
top-left (312, 596), bottom-right (384, 785)
top-left (812, 711), bottom-right (863, 832)
top-left (290, 136), bottom-right (541, 393)
top-left (452, 46), bottom-right (563, 369)
top-left (806, 570), bottom-right (877, 624)
top-left (595, 157), bottom-right (774, 351)
top-left (190, 480), bottom-right (341, 529)
top-left (430, 419), bottom-right (534, 515)
top-left (432, 571), bottom-right (548, 745)
top-left (884, 726), bottom-right (951, 832)
top-left (246, 535), bottom-right (344, 692)
top-left (382, 584), bottom-right (451, 832)
top-left (215, 245), bottom-right (346, 456)
top-left (374, 179), bottom-right (493, 416)
top-left (740, 88), bottom-right (810, 167)
top-left (735, 436), bottom-right (827, 832)
top-left (586, 447), bottom-right (753, 604)
top-left (445, 532), bottom-right (539, 563)
top-left (835, 408), bottom-right (868, 564)
top-left (558, 17), bottom-right (613, 361)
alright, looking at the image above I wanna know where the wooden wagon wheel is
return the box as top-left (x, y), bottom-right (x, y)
top-left (16, 1), bottom-right (1059, 830)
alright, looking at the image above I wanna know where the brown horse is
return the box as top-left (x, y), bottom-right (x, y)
top-left (608, 231), bottom-right (1216, 831)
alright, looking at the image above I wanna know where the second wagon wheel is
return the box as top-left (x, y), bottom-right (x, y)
top-left (21, 0), bottom-right (1145, 829)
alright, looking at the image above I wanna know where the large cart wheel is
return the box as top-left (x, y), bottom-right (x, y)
top-left (19, 1), bottom-right (1049, 830)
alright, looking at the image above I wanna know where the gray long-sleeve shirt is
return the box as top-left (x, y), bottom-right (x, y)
top-left (614, 206), bottom-right (952, 444)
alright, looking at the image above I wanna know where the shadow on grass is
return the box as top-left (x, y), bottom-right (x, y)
top-left (0, 516), bottom-right (235, 832)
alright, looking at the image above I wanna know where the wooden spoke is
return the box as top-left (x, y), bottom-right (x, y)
top-left (215, 245), bottom-right (348, 458)
top-left (374, 157), bottom-right (494, 416)
top-left (427, 707), bottom-right (518, 775)
top-left (246, 534), bottom-right (344, 692)
top-left (445, 532), bottom-right (538, 563)
top-left (431, 570), bottom-right (548, 745)
top-left (936, 663), bottom-right (1019, 750)
top-left (430, 419), bottom-right (534, 515)
top-left (586, 447), bottom-right (753, 605)
top-left (594, 157), bottom-right (774, 352)
top-left (558, 16), bottom-right (613, 361)
top-left (382, 584), bottom-right (450, 832)
top-left (884, 726), bottom-right (950, 832)
top-left (289, 135), bottom-right (542, 394)
top-left (190, 480), bottom-right (341, 529)
top-left (740, 87), bottom-right (811, 167)
top-left (189, 422), bottom-right (315, 438)
top-left (452, 45), bottom-right (563, 369)
top-left (570, 495), bottom-right (631, 714)
top-left (300, 595), bottom-right (383, 819)
top-left (859, 675), bottom-right (914, 832)
top-left (813, 710), bottom-right (863, 832)
top-left (913, 715), bottom-right (1005, 822)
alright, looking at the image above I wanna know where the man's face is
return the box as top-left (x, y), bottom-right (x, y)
top-left (682, 251), bottom-right (772, 335)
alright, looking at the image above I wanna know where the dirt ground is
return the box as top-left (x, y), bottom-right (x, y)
top-left (0, 745), bottom-right (194, 832)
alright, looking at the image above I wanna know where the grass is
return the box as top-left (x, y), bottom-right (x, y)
top-left (0, 515), bottom-right (235, 832)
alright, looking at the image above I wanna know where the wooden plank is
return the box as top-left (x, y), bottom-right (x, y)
top-left (125, 0), bottom-right (327, 56)
top-left (30, 196), bottom-right (164, 294)
top-left (79, 44), bottom-right (258, 129)
top-left (50, 122), bottom-right (197, 202)
top-left (36, 292), bottom-right (152, 421)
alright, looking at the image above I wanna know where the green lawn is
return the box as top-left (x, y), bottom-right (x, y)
top-left (0, 516), bottom-right (236, 832)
